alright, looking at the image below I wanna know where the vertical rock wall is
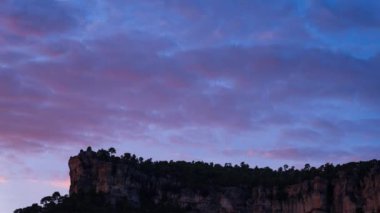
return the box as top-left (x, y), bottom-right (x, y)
top-left (69, 150), bottom-right (380, 213)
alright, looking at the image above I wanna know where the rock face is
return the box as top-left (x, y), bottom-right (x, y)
top-left (69, 150), bottom-right (380, 213)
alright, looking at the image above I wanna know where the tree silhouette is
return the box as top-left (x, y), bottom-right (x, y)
top-left (108, 147), bottom-right (116, 155)
top-left (283, 164), bottom-right (289, 171)
top-left (40, 196), bottom-right (52, 207)
top-left (303, 163), bottom-right (311, 171)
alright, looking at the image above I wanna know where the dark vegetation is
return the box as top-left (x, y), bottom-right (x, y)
top-left (15, 147), bottom-right (379, 213)
top-left (14, 192), bottom-right (187, 213)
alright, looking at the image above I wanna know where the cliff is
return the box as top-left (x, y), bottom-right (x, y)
top-left (69, 149), bottom-right (380, 213)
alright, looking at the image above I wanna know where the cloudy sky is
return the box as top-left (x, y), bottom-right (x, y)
top-left (1, 0), bottom-right (380, 211)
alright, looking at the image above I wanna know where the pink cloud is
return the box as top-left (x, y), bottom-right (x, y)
top-left (1, 37), bottom-right (379, 159)
top-left (48, 178), bottom-right (70, 189)
top-left (0, 176), bottom-right (7, 184)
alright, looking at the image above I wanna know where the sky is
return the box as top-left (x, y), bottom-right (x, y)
top-left (1, 0), bottom-right (380, 211)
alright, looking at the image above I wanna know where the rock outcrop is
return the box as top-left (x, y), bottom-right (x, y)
top-left (69, 150), bottom-right (380, 213)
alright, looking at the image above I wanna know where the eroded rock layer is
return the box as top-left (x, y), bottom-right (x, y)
top-left (69, 150), bottom-right (380, 213)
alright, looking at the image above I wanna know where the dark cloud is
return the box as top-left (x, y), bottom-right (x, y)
top-left (0, 0), bottom-right (84, 36)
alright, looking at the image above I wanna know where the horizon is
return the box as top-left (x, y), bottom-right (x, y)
top-left (1, 0), bottom-right (380, 212)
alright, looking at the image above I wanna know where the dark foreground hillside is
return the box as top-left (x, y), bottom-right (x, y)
top-left (15, 148), bottom-right (380, 213)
